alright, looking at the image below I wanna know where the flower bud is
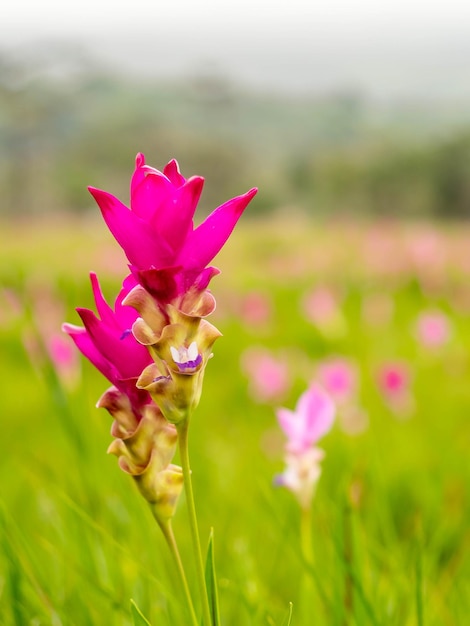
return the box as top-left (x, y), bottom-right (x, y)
top-left (99, 387), bottom-right (183, 522)
top-left (136, 314), bottom-right (221, 424)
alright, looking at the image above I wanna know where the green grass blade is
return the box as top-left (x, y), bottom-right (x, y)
top-left (204, 528), bottom-right (221, 626)
top-left (281, 602), bottom-right (293, 626)
top-left (130, 599), bottom-right (152, 626)
top-left (416, 545), bottom-right (424, 626)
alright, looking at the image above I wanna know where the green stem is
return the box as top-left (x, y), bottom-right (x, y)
top-left (300, 505), bottom-right (313, 566)
top-left (299, 505), bottom-right (315, 622)
top-left (157, 518), bottom-right (199, 626)
top-left (177, 419), bottom-right (212, 626)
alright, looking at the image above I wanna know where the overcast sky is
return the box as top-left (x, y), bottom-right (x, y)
top-left (3, 1), bottom-right (470, 98)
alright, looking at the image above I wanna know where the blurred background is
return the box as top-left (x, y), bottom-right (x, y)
top-left (1, 2), bottom-right (470, 624)
top-left (2, 0), bottom-right (470, 219)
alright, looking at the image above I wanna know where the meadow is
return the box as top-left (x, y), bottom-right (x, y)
top-left (0, 214), bottom-right (469, 625)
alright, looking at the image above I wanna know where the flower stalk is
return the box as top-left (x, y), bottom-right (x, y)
top-left (63, 153), bottom-right (257, 624)
top-left (157, 518), bottom-right (199, 626)
top-left (177, 418), bottom-right (213, 626)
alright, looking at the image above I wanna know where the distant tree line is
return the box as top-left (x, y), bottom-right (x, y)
top-left (1, 46), bottom-right (470, 219)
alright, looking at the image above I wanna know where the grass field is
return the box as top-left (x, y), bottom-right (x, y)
top-left (1, 215), bottom-right (469, 625)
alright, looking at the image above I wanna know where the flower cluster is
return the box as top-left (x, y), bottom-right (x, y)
top-left (275, 384), bottom-right (335, 510)
top-left (64, 153), bottom-right (257, 522)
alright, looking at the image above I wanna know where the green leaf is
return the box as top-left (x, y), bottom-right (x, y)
top-left (415, 544), bottom-right (424, 626)
top-left (130, 599), bottom-right (152, 626)
top-left (281, 602), bottom-right (293, 626)
top-left (204, 528), bottom-right (221, 626)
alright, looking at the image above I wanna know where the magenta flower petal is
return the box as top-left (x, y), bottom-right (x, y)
top-left (193, 266), bottom-right (221, 291)
top-left (77, 307), bottom-right (150, 381)
top-left (63, 323), bottom-right (118, 384)
top-left (113, 274), bottom-right (140, 329)
top-left (135, 267), bottom-right (182, 304)
top-left (130, 152), bottom-right (147, 199)
top-left (64, 274), bottom-right (153, 413)
top-left (64, 325), bottom-right (148, 409)
top-left (89, 272), bottom-right (118, 329)
top-left (162, 176), bottom-right (204, 253)
top-left (134, 175), bottom-right (205, 259)
top-left (131, 169), bottom-right (173, 224)
top-left (178, 187), bottom-right (258, 271)
top-left (163, 159), bottom-right (186, 187)
top-left (92, 154), bottom-right (257, 300)
top-left (89, 187), bottom-right (164, 268)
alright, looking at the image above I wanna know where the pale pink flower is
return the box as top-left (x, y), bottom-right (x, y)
top-left (317, 358), bottom-right (357, 404)
top-left (415, 311), bottom-right (451, 348)
top-left (47, 333), bottom-right (81, 389)
top-left (275, 448), bottom-right (325, 510)
top-left (241, 347), bottom-right (291, 403)
top-left (276, 384), bottom-right (335, 454)
top-left (407, 229), bottom-right (446, 275)
top-left (301, 286), bottom-right (338, 326)
top-left (275, 384), bottom-right (335, 508)
top-left (301, 286), bottom-right (345, 338)
top-left (239, 291), bottom-right (272, 328)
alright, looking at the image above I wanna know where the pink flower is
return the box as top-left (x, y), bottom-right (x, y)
top-left (275, 448), bottom-right (325, 510)
top-left (317, 358), bottom-right (357, 404)
top-left (89, 153), bottom-right (257, 301)
top-left (377, 362), bottom-right (414, 417)
top-left (239, 291), bottom-right (272, 328)
top-left (241, 347), bottom-right (291, 403)
top-left (276, 384), bottom-right (335, 454)
top-left (415, 311), bottom-right (451, 348)
top-left (301, 286), bottom-right (338, 326)
top-left (63, 272), bottom-right (153, 412)
top-left (378, 364), bottom-right (409, 397)
top-left (47, 333), bottom-right (81, 388)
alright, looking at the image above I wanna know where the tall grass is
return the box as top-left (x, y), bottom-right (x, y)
top-left (0, 216), bottom-right (469, 624)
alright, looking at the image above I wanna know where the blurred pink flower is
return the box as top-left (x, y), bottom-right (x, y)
top-left (301, 286), bottom-right (345, 337)
top-left (241, 347), bottom-right (291, 403)
top-left (275, 448), bottom-right (325, 510)
top-left (407, 229), bottom-right (446, 274)
top-left (316, 358), bottom-right (369, 435)
top-left (239, 291), bottom-right (272, 328)
top-left (276, 384), bottom-right (335, 454)
top-left (18, 284), bottom-right (81, 389)
top-left (48, 333), bottom-right (76, 368)
top-left (90, 153), bottom-right (257, 303)
top-left (378, 363), bottom-right (408, 396)
top-left (317, 358), bottom-right (357, 404)
top-left (415, 311), bottom-right (451, 348)
top-left (377, 362), bottom-right (413, 416)
top-left (302, 286), bottom-right (337, 325)
top-left (275, 384), bottom-right (335, 509)
top-left (47, 333), bottom-right (81, 388)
